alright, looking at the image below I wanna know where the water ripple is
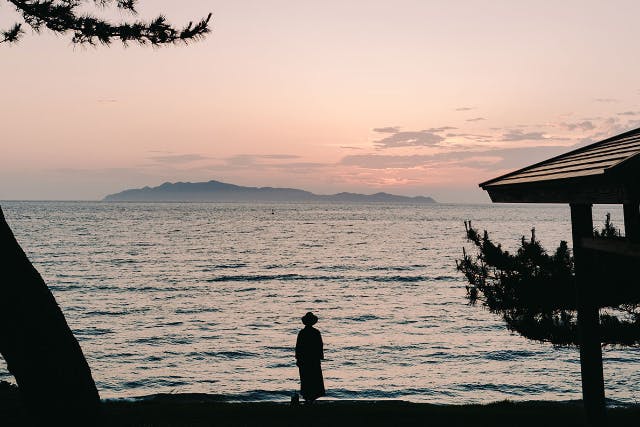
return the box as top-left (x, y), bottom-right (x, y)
top-left (0, 202), bottom-right (637, 405)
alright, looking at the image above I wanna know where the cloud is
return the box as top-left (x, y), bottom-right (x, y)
top-left (373, 126), bottom-right (401, 133)
top-left (466, 117), bottom-right (486, 122)
top-left (224, 154), bottom-right (301, 166)
top-left (617, 111), bottom-right (640, 116)
top-left (427, 126), bottom-right (457, 132)
top-left (97, 98), bottom-right (118, 103)
top-left (455, 107), bottom-right (474, 111)
top-left (485, 146), bottom-right (574, 170)
top-left (340, 146), bottom-right (363, 150)
top-left (444, 132), bottom-right (493, 143)
top-left (341, 154), bottom-right (436, 169)
top-left (149, 154), bottom-right (209, 164)
top-left (260, 154), bottom-right (300, 160)
top-left (371, 126), bottom-right (456, 149)
top-left (501, 130), bottom-right (549, 142)
top-left (558, 120), bottom-right (595, 131)
top-left (341, 145), bottom-right (573, 171)
top-left (270, 161), bottom-right (329, 172)
top-left (594, 98), bottom-right (618, 103)
top-left (374, 130), bottom-right (444, 148)
top-left (576, 117), bottom-right (640, 147)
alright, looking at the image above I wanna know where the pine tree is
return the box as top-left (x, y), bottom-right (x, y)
top-left (457, 216), bottom-right (640, 346)
top-left (0, 2), bottom-right (211, 423)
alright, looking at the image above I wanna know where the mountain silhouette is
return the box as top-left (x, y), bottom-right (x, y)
top-left (103, 180), bottom-right (436, 203)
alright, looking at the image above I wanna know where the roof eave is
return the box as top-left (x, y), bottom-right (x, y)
top-left (484, 174), bottom-right (639, 204)
top-left (479, 126), bottom-right (640, 188)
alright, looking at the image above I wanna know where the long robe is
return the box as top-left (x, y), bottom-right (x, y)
top-left (295, 326), bottom-right (325, 401)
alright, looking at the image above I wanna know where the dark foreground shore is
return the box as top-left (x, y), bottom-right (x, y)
top-left (3, 391), bottom-right (640, 426)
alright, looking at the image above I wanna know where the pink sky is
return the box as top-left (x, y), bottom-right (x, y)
top-left (3, 1), bottom-right (640, 202)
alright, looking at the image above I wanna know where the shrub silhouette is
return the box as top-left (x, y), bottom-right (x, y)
top-left (457, 216), bottom-right (640, 346)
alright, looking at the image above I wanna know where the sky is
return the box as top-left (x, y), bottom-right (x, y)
top-left (3, 1), bottom-right (640, 202)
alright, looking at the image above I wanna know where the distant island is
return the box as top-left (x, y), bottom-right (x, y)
top-left (103, 180), bottom-right (436, 203)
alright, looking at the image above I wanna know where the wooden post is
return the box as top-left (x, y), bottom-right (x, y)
top-left (570, 204), bottom-right (606, 425)
top-left (623, 202), bottom-right (640, 243)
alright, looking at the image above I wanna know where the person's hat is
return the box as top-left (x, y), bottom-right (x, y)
top-left (301, 312), bottom-right (318, 326)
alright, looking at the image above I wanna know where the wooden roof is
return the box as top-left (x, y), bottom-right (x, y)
top-left (480, 127), bottom-right (640, 204)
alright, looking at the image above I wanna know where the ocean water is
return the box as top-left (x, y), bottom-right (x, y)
top-left (0, 201), bottom-right (638, 404)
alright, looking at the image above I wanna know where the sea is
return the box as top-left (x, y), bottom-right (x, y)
top-left (1, 201), bottom-right (638, 405)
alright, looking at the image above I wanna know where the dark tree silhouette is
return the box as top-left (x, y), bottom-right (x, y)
top-left (1, 0), bottom-right (211, 45)
top-left (0, 1), bottom-right (211, 423)
top-left (457, 217), bottom-right (640, 347)
top-left (0, 207), bottom-right (101, 423)
top-left (457, 216), bottom-right (640, 424)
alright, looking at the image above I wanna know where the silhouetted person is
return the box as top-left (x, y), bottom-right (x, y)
top-left (295, 312), bottom-right (325, 403)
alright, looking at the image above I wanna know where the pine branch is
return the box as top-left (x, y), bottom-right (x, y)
top-left (5, 0), bottom-right (211, 45)
top-left (1, 23), bottom-right (23, 43)
top-left (457, 216), bottom-right (640, 346)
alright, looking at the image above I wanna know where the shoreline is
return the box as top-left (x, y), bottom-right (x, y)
top-left (102, 392), bottom-right (637, 408)
top-left (3, 389), bottom-right (640, 426)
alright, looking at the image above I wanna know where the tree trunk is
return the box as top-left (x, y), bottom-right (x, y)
top-left (0, 206), bottom-right (100, 424)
